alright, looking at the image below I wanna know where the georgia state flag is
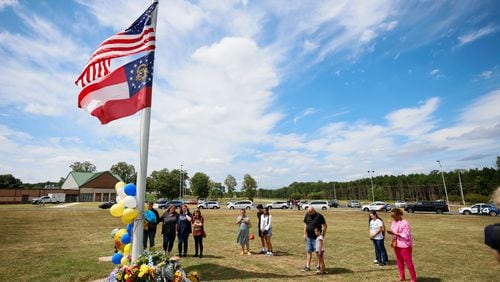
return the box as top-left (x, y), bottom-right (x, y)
top-left (78, 52), bottom-right (155, 124)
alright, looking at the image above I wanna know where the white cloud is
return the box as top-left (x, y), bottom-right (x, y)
top-left (386, 97), bottom-right (439, 137)
top-left (293, 107), bottom-right (316, 124)
top-left (480, 70), bottom-right (493, 79)
top-left (0, 0), bottom-right (17, 10)
top-left (458, 25), bottom-right (498, 46)
top-left (430, 69), bottom-right (440, 76)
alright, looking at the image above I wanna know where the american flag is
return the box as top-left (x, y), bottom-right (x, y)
top-left (75, 2), bottom-right (157, 87)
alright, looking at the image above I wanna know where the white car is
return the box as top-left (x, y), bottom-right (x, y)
top-left (227, 200), bottom-right (253, 210)
top-left (361, 201), bottom-right (391, 212)
top-left (266, 201), bottom-right (290, 209)
top-left (394, 200), bottom-right (407, 208)
top-left (198, 201), bottom-right (220, 209)
top-left (459, 203), bottom-right (498, 216)
top-left (302, 200), bottom-right (329, 211)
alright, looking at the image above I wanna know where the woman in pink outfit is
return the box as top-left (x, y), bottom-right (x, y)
top-left (387, 208), bottom-right (416, 282)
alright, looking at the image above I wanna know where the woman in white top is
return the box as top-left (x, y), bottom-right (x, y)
top-left (260, 207), bottom-right (273, 256)
top-left (369, 210), bottom-right (388, 266)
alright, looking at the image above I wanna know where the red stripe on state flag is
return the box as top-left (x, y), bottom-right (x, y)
top-left (90, 87), bottom-right (152, 124)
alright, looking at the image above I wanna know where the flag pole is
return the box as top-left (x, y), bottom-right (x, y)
top-left (131, 0), bottom-right (158, 262)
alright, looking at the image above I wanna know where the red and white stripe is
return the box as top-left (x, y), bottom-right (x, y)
top-left (75, 28), bottom-right (156, 87)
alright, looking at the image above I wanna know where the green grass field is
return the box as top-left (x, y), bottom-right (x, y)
top-left (0, 203), bottom-right (498, 281)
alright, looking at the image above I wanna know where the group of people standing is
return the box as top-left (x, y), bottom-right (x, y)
top-left (144, 200), bottom-right (418, 281)
top-left (369, 208), bottom-right (417, 282)
top-left (143, 203), bottom-right (205, 258)
top-left (236, 204), bottom-right (274, 256)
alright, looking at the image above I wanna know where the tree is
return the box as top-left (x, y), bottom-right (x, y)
top-left (0, 174), bottom-right (22, 188)
top-left (110, 162), bottom-right (136, 183)
top-left (209, 181), bottom-right (225, 199)
top-left (70, 161), bottom-right (97, 173)
top-left (147, 169), bottom-right (180, 200)
top-left (496, 156), bottom-right (500, 170)
top-left (190, 172), bottom-right (210, 199)
top-left (224, 174), bottom-right (237, 197)
top-left (242, 174), bottom-right (257, 201)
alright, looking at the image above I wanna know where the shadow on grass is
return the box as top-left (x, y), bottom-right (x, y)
top-left (184, 263), bottom-right (295, 280)
top-left (418, 277), bottom-right (442, 282)
top-left (328, 267), bottom-right (353, 274)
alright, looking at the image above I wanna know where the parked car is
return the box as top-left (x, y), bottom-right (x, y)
top-left (198, 201), bottom-right (221, 209)
top-left (184, 199), bottom-right (198, 205)
top-left (404, 200), bottom-right (449, 214)
top-left (347, 200), bottom-right (361, 208)
top-left (159, 200), bottom-right (184, 209)
top-left (459, 203), bottom-right (498, 216)
top-left (227, 200), bottom-right (253, 210)
top-left (302, 200), bottom-right (329, 211)
top-left (98, 200), bottom-right (116, 209)
top-left (32, 194), bottom-right (63, 205)
top-left (361, 201), bottom-right (391, 212)
top-left (266, 201), bottom-right (290, 209)
top-left (329, 199), bottom-right (339, 208)
top-left (394, 200), bottom-right (407, 208)
top-left (156, 198), bottom-right (167, 205)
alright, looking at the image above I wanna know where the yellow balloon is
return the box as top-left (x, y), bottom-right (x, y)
top-left (110, 203), bottom-right (125, 217)
top-left (123, 243), bottom-right (131, 255)
top-left (122, 208), bottom-right (139, 220)
top-left (121, 256), bottom-right (129, 266)
top-left (114, 229), bottom-right (127, 242)
top-left (115, 181), bottom-right (126, 191)
top-left (121, 215), bottom-right (134, 225)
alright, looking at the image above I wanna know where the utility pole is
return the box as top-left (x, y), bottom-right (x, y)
top-left (458, 170), bottom-right (465, 205)
top-left (368, 171), bottom-right (375, 202)
top-left (436, 160), bottom-right (449, 205)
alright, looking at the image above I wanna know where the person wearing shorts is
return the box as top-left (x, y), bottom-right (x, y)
top-left (315, 227), bottom-right (326, 274)
top-left (302, 207), bottom-right (327, 272)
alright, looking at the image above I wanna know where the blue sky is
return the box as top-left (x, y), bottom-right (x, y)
top-left (0, 0), bottom-right (499, 189)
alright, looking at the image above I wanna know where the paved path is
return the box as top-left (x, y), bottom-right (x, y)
top-left (47, 203), bottom-right (79, 208)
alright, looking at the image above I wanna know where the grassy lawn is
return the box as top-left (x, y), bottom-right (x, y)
top-left (0, 203), bottom-right (498, 281)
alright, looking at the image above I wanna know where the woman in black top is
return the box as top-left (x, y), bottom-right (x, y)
top-left (160, 205), bottom-right (178, 256)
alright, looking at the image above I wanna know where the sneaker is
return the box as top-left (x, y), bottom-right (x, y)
top-left (316, 265), bottom-right (320, 271)
top-left (301, 266), bottom-right (311, 272)
top-left (268, 252), bottom-right (273, 256)
top-left (373, 260), bottom-right (378, 264)
top-left (193, 254), bottom-right (198, 257)
top-left (240, 251), bottom-right (245, 255)
top-left (246, 251), bottom-right (252, 255)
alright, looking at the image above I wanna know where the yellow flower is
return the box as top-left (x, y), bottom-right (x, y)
top-left (138, 264), bottom-right (150, 278)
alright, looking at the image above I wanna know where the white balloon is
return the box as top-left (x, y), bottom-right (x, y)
top-left (122, 196), bottom-right (137, 208)
top-left (117, 187), bottom-right (126, 197)
top-left (116, 194), bottom-right (125, 202)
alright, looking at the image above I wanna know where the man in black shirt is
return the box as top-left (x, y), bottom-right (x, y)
top-left (302, 207), bottom-right (327, 272)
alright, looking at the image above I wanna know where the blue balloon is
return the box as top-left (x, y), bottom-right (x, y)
top-left (126, 223), bottom-right (134, 235)
top-left (112, 253), bottom-right (123, 264)
top-left (144, 210), bottom-right (157, 223)
top-left (124, 183), bottom-right (137, 196)
top-left (121, 233), bottom-right (131, 244)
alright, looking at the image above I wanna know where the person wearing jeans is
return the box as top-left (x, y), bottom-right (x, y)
top-left (177, 204), bottom-right (192, 257)
top-left (388, 208), bottom-right (416, 282)
top-left (192, 209), bottom-right (205, 258)
top-left (369, 211), bottom-right (388, 266)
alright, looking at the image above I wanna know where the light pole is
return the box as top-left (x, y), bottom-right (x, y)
top-left (436, 160), bottom-right (449, 205)
top-left (179, 164), bottom-right (183, 200)
top-left (368, 170), bottom-right (375, 202)
top-left (458, 170), bottom-right (465, 206)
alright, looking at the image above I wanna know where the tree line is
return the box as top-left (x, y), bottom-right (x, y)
top-left (1, 157), bottom-right (499, 203)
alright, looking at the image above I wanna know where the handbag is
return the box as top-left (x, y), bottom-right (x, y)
top-left (391, 239), bottom-right (397, 248)
top-left (202, 230), bottom-right (207, 238)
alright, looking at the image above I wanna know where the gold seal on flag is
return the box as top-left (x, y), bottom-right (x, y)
top-left (136, 64), bottom-right (148, 81)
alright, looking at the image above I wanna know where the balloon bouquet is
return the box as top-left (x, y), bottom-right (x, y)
top-left (109, 181), bottom-right (139, 266)
top-left (107, 181), bottom-right (199, 282)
